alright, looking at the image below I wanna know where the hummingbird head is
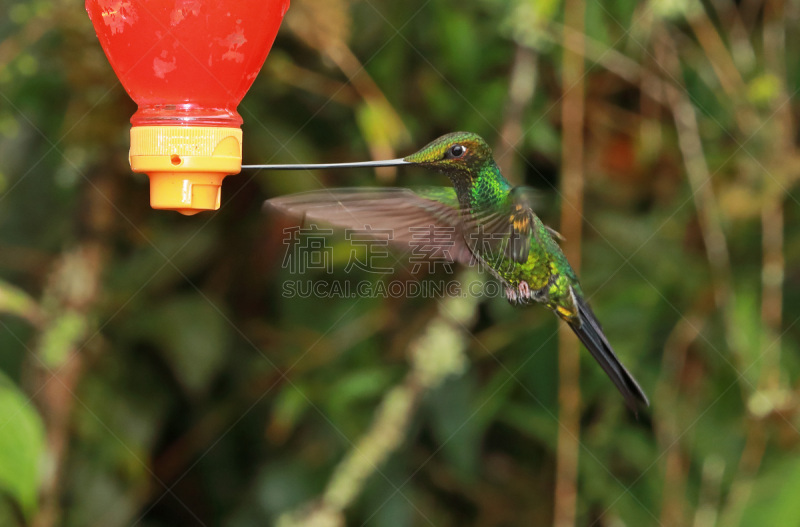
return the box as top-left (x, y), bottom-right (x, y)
top-left (403, 132), bottom-right (494, 181)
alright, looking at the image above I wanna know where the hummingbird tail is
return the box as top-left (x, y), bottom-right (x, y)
top-left (568, 296), bottom-right (649, 413)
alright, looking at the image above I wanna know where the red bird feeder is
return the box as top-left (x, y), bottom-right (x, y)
top-left (86, 0), bottom-right (290, 214)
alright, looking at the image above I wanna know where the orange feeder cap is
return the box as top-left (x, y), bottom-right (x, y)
top-left (129, 126), bottom-right (242, 215)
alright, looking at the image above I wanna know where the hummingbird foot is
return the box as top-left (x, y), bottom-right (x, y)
top-left (504, 282), bottom-right (533, 306)
top-left (517, 281), bottom-right (531, 301)
top-left (505, 287), bottom-right (519, 305)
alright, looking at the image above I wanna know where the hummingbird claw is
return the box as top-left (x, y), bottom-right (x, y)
top-left (505, 287), bottom-right (519, 304)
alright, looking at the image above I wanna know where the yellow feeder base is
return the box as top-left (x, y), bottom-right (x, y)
top-left (129, 126), bottom-right (242, 215)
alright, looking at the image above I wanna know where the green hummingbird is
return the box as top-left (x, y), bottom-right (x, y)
top-left (253, 132), bottom-right (649, 411)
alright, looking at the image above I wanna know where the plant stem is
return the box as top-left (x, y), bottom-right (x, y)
top-left (554, 0), bottom-right (585, 525)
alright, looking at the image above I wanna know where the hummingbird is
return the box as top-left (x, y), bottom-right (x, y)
top-left (251, 132), bottom-right (649, 412)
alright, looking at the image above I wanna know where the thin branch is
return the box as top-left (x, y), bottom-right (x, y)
top-left (685, 6), bottom-right (760, 134)
top-left (30, 244), bottom-right (106, 527)
top-left (655, 309), bottom-right (708, 527)
top-left (30, 171), bottom-right (114, 527)
top-left (554, 1), bottom-right (585, 525)
top-left (264, 54), bottom-right (361, 107)
top-left (495, 45), bottom-right (538, 182)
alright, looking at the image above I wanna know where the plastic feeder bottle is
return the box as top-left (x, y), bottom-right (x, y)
top-left (86, 0), bottom-right (289, 215)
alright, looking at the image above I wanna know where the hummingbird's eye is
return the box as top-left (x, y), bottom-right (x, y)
top-left (446, 144), bottom-right (466, 159)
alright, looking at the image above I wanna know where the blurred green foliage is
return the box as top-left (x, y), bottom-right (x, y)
top-left (2, 0), bottom-right (800, 525)
top-left (0, 373), bottom-right (44, 520)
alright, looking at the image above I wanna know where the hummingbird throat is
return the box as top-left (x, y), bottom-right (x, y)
top-left (452, 162), bottom-right (512, 212)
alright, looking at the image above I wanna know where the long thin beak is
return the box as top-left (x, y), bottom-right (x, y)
top-left (241, 158), bottom-right (410, 170)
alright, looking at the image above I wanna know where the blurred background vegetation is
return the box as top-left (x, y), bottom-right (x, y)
top-left (2, 0), bottom-right (800, 525)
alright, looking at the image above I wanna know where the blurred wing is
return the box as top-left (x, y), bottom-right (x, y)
top-left (462, 186), bottom-right (542, 265)
top-left (265, 187), bottom-right (474, 264)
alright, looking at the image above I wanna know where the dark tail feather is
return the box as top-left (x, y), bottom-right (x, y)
top-left (568, 296), bottom-right (649, 413)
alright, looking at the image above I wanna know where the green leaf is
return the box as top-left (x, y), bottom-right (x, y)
top-left (268, 384), bottom-right (312, 443)
top-left (0, 376), bottom-right (44, 517)
top-left (0, 279), bottom-right (39, 324)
